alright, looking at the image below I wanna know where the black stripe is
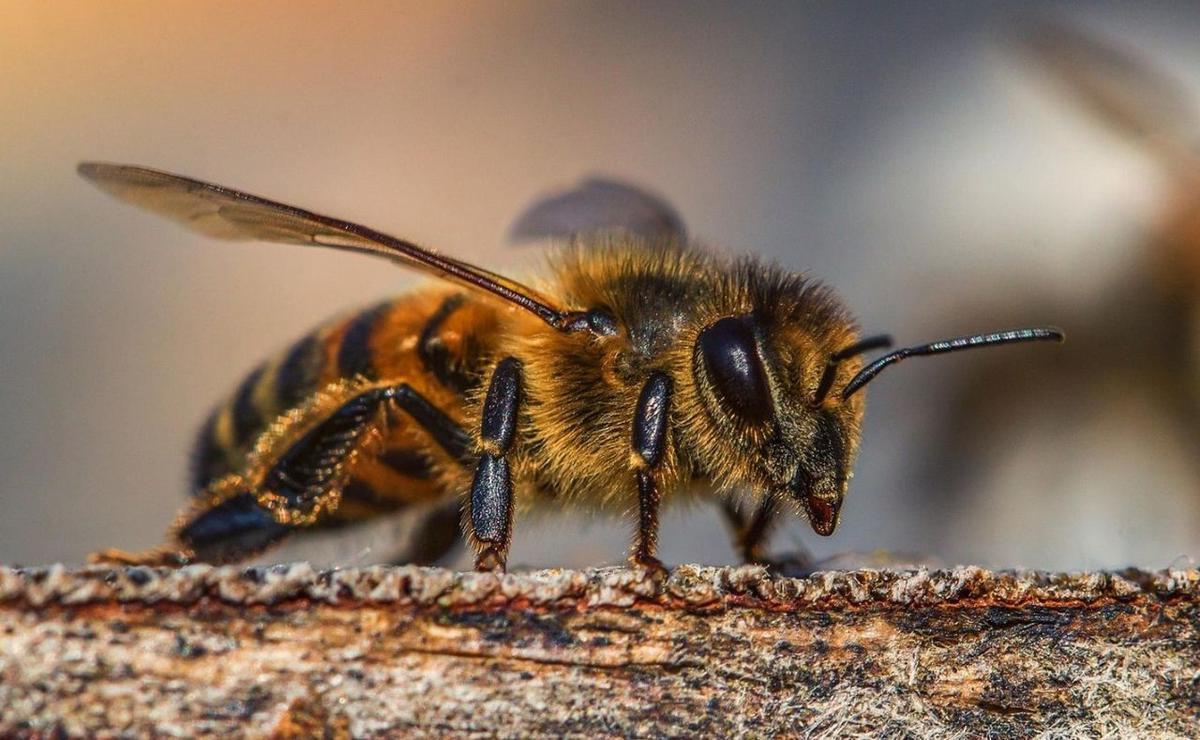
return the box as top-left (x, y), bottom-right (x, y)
top-left (231, 364), bottom-right (267, 449)
top-left (189, 409), bottom-right (228, 495)
top-left (275, 333), bottom-right (323, 410)
top-left (379, 448), bottom-right (434, 479)
top-left (337, 301), bottom-right (392, 379)
top-left (418, 293), bottom-right (474, 393)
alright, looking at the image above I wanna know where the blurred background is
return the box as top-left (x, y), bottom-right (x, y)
top-left (4, 2), bottom-right (1200, 571)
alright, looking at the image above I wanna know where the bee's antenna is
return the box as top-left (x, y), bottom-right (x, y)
top-left (812, 334), bottom-right (893, 405)
top-left (841, 327), bottom-right (1064, 400)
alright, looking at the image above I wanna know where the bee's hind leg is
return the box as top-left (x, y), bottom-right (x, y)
top-left (720, 498), bottom-right (813, 577)
top-left (175, 382), bottom-right (471, 565)
top-left (93, 382), bottom-right (471, 567)
top-left (89, 547), bottom-right (194, 567)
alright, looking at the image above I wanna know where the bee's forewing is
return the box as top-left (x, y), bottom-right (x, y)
top-left (78, 162), bottom-right (570, 326)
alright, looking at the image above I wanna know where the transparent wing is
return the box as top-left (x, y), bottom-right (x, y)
top-left (78, 162), bottom-right (572, 328)
top-left (509, 176), bottom-right (686, 244)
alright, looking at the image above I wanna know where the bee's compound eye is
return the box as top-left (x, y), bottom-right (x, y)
top-left (696, 316), bottom-right (774, 426)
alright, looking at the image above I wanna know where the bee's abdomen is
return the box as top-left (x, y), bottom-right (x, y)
top-left (189, 290), bottom-right (498, 496)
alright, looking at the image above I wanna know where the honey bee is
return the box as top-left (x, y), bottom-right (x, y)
top-left (81, 163), bottom-right (1062, 573)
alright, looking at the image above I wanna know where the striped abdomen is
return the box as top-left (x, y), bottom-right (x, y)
top-left (190, 288), bottom-right (499, 515)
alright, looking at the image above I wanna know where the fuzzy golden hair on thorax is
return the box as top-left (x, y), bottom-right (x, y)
top-left (497, 238), bottom-right (869, 536)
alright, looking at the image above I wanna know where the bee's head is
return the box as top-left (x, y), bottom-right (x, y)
top-left (690, 309), bottom-right (867, 536)
top-left (689, 289), bottom-right (1063, 537)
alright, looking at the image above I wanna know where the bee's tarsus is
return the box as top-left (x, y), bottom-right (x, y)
top-left (474, 547), bottom-right (506, 573)
top-left (632, 552), bottom-right (669, 581)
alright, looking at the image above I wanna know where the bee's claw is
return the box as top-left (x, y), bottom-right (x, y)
top-left (631, 554), bottom-right (669, 583)
top-left (474, 547), bottom-right (506, 574)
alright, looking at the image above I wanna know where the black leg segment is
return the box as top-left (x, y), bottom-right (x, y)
top-left (471, 453), bottom-right (510, 542)
top-left (720, 496), bottom-right (814, 574)
top-left (630, 372), bottom-right (672, 571)
top-left (388, 384), bottom-right (473, 463)
top-left (479, 357), bottom-right (521, 453)
top-left (742, 498), bottom-right (777, 560)
top-left (469, 357), bottom-right (523, 571)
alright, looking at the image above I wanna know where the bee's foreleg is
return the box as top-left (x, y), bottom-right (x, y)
top-left (720, 497), bottom-right (779, 564)
top-left (630, 372), bottom-right (673, 575)
top-left (469, 357), bottom-right (522, 572)
top-left (721, 497), bottom-right (816, 574)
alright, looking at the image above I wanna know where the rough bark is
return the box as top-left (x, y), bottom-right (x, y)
top-left (1, 564), bottom-right (1198, 738)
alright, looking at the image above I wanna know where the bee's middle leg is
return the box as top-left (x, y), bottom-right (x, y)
top-left (469, 357), bottom-right (522, 572)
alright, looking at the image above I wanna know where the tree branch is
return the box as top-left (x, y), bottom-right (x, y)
top-left (1, 564), bottom-right (1197, 737)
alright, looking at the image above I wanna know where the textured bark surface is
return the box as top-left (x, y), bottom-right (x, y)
top-left (1, 564), bottom-right (1199, 738)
